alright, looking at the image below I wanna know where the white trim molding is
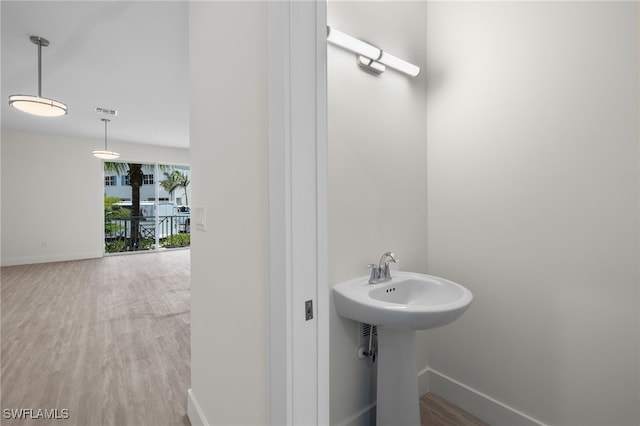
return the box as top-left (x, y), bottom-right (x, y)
top-left (1, 251), bottom-right (103, 267)
top-left (186, 388), bottom-right (210, 426)
top-left (425, 369), bottom-right (548, 426)
top-left (340, 368), bottom-right (548, 426)
top-left (268, 0), bottom-right (329, 424)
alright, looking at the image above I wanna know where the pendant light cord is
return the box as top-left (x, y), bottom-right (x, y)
top-left (30, 36), bottom-right (49, 98)
top-left (37, 40), bottom-right (42, 98)
top-left (103, 118), bottom-right (110, 150)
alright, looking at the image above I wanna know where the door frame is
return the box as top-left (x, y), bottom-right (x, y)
top-left (268, 1), bottom-right (329, 424)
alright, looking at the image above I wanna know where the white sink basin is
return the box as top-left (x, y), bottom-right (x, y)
top-left (333, 271), bottom-right (473, 330)
top-left (333, 270), bottom-right (473, 426)
top-left (334, 271), bottom-right (472, 425)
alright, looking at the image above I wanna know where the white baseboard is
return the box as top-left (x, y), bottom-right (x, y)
top-left (1, 251), bottom-right (102, 267)
top-left (186, 369), bottom-right (543, 426)
top-left (339, 367), bottom-right (546, 426)
top-left (426, 369), bottom-right (548, 426)
top-left (187, 388), bottom-right (210, 426)
top-left (336, 402), bottom-right (376, 426)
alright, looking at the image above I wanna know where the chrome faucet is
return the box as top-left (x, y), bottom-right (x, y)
top-left (367, 251), bottom-right (399, 284)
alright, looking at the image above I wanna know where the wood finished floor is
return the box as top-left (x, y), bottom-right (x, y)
top-left (1, 251), bottom-right (191, 426)
top-left (1, 250), bottom-right (485, 426)
top-left (421, 392), bottom-right (489, 426)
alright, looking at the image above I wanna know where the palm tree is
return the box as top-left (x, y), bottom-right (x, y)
top-left (160, 169), bottom-right (190, 205)
top-left (104, 162), bottom-right (144, 250)
top-left (160, 170), bottom-right (182, 202)
top-left (177, 172), bottom-right (190, 205)
top-left (128, 164), bottom-right (144, 249)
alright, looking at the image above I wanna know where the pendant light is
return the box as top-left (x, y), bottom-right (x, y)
top-left (8, 36), bottom-right (68, 117)
top-left (92, 119), bottom-right (120, 160)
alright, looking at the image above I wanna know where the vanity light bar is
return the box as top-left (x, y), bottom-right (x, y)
top-left (327, 27), bottom-right (381, 61)
top-left (357, 56), bottom-right (385, 74)
top-left (326, 26), bottom-right (420, 78)
top-left (378, 51), bottom-right (420, 78)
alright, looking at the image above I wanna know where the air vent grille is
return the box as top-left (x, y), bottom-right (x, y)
top-left (95, 107), bottom-right (118, 116)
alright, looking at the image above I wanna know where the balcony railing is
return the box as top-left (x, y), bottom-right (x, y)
top-left (105, 215), bottom-right (191, 253)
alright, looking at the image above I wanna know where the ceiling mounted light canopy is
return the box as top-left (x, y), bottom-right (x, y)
top-left (8, 36), bottom-right (68, 117)
top-left (327, 26), bottom-right (420, 78)
top-left (92, 118), bottom-right (120, 160)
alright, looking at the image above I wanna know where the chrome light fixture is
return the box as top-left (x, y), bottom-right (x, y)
top-left (327, 26), bottom-right (420, 78)
top-left (8, 36), bottom-right (68, 117)
top-left (92, 118), bottom-right (120, 160)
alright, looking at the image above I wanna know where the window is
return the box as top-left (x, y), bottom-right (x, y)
top-left (119, 174), bottom-right (153, 186)
top-left (103, 163), bottom-right (191, 254)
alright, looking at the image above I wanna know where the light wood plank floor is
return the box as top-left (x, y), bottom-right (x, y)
top-left (421, 392), bottom-right (489, 426)
top-left (1, 251), bottom-right (191, 426)
top-left (2, 251), bottom-right (487, 426)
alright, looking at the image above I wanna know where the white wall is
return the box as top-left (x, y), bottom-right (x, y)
top-left (327, 2), bottom-right (428, 424)
top-left (188, 2), bottom-right (269, 425)
top-left (1, 130), bottom-right (102, 265)
top-left (425, 2), bottom-right (639, 426)
top-left (0, 130), bottom-right (188, 266)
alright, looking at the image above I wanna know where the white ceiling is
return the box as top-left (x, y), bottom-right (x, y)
top-left (1, 1), bottom-right (189, 149)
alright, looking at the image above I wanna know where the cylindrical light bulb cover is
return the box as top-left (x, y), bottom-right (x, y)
top-left (327, 26), bottom-right (381, 60)
top-left (9, 95), bottom-right (67, 117)
top-left (92, 150), bottom-right (120, 160)
top-left (378, 51), bottom-right (421, 77)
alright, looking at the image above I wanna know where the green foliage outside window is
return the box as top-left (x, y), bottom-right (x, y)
top-left (104, 196), bottom-right (130, 236)
top-left (161, 233), bottom-right (190, 248)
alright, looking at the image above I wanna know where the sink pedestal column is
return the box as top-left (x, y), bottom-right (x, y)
top-left (376, 327), bottom-right (420, 426)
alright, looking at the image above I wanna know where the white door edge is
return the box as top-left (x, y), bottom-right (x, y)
top-left (268, 1), bottom-right (329, 425)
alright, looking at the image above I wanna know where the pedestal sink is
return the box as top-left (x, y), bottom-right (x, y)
top-left (333, 271), bottom-right (473, 426)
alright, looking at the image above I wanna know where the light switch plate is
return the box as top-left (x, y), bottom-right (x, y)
top-left (194, 206), bottom-right (206, 231)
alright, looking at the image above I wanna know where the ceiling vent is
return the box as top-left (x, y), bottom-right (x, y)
top-left (95, 107), bottom-right (118, 116)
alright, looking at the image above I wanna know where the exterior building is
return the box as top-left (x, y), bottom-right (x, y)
top-left (104, 164), bottom-right (191, 206)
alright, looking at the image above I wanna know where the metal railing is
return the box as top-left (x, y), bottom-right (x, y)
top-left (105, 215), bottom-right (191, 253)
